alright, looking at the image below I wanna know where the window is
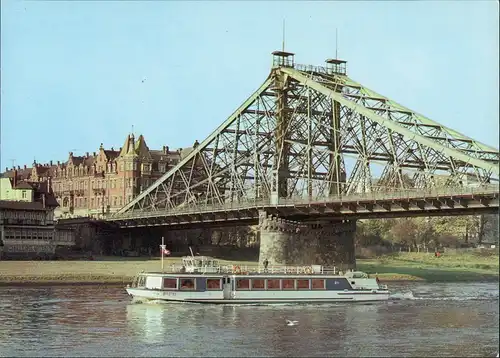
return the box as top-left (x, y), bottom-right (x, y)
top-left (297, 279), bottom-right (310, 290)
top-left (236, 279), bottom-right (250, 290)
top-left (251, 279), bottom-right (265, 290)
top-left (180, 278), bottom-right (195, 290)
top-left (267, 279), bottom-right (280, 290)
top-left (282, 279), bottom-right (295, 290)
top-left (21, 191), bottom-right (27, 199)
top-left (312, 279), bottom-right (325, 290)
top-left (163, 278), bottom-right (177, 289)
top-left (206, 278), bottom-right (221, 290)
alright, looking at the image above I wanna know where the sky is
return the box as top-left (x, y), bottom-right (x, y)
top-left (1, 0), bottom-right (499, 170)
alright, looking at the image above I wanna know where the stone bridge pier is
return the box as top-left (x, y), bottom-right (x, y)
top-left (257, 210), bottom-right (356, 269)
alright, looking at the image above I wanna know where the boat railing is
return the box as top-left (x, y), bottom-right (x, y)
top-left (167, 263), bottom-right (354, 276)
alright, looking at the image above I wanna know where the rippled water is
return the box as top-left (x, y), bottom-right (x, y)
top-left (0, 282), bottom-right (498, 357)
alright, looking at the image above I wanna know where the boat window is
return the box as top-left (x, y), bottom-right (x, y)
top-left (282, 279), bottom-right (295, 290)
top-left (180, 278), bottom-right (196, 290)
top-left (296, 279), bottom-right (310, 290)
top-left (206, 278), bottom-right (221, 290)
top-left (251, 279), bottom-right (265, 290)
top-left (236, 279), bottom-right (250, 290)
top-left (312, 279), bottom-right (325, 290)
top-left (163, 278), bottom-right (177, 290)
top-left (138, 276), bottom-right (146, 287)
top-left (267, 279), bottom-right (280, 290)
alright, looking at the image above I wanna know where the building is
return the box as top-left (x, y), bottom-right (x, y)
top-left (2, 133), bottom-right (194, 219)
top-left (0, 177), bottom-right (74, 259)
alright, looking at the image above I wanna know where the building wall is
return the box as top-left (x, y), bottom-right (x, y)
top-left (0, 178), bottom-right (33, 202)
top-left (5, 133), bottom-right (191, 220)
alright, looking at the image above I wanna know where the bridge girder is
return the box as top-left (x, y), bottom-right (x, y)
top-left (114, 54), bottom-right (499, 218)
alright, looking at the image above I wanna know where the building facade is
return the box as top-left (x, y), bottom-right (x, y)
top-left (0, 177), bottom-right (74, 259)
top-left (2, 133), bottom-right (194, 219)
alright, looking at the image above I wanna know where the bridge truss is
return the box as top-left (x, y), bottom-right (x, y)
top-left (116, 51), bottom-right (499, 216)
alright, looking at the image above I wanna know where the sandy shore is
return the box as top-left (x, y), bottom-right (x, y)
top-left (0, 257), bottom-right (254, 286)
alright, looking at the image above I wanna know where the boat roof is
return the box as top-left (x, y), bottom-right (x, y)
top-left (138, 272), bottom-right (366, 279)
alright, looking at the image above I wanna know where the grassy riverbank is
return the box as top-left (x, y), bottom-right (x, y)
top-left (0, 251), bottom-right (498, 285)
top-left (357, 251), bottom-right (499, 282)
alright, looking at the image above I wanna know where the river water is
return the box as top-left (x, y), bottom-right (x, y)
top-left (0, 282), bottom-right (498, 357)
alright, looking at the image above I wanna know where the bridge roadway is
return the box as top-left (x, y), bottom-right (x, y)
top-left (105, 185), bottom-right (499, 229)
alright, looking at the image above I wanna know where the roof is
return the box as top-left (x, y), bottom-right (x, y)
top-left (272, 50), bottom-right (295, 57)
top-left (13, 181), bottom-right (33, 190)
top-left (0, 200), bottom-right (49, 211)
top-left (325, 59), bottom-right (347, 64)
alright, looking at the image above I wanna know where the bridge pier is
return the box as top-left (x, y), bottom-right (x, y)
top-left (258, 211), bottom-right (356, 269)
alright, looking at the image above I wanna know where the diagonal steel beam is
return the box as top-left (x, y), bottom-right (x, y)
top-left (116, 75), bottom-right (275, 214)
top-left (282, 68), bottom-right (499, 176)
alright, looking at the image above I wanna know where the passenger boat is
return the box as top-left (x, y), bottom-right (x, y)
top-left (126, 255), bottom-right (390, 304)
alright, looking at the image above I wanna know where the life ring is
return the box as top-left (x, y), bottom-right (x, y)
top-left (304, 266), bottom-right (314, 275)
top-left (233, 265), bottom-right (242, 274)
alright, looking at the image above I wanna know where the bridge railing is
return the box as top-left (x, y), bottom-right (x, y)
top-left (111, 184), bottom-right (499, 220)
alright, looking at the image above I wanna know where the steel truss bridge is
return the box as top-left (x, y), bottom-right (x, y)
top-left (107, 51), bottom-right (499, 229)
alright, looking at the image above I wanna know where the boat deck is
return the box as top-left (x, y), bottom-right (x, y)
top-left (143, 264), bottom-right (366, 278)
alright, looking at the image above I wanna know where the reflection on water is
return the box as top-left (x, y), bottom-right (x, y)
top-left (0, 282), bottom-right (498, 357)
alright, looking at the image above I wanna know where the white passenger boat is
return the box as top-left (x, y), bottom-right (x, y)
top-left (126, 255), bottom-right (390, 304)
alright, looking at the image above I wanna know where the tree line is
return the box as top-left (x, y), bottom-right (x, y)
top-left (355, 214), bottom-right (499, 251)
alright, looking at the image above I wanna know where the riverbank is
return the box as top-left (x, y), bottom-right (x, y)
top-left (357, 251), bottom-right (499, 282)
top-left (0, 251), bottom-right (498, 286)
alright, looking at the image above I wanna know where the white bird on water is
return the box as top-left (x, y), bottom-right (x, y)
top-left (285, 319), bottom-right (298, 326)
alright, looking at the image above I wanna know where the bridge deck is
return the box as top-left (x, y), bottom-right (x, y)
top-left (107, 186), bottom-right (499, 228)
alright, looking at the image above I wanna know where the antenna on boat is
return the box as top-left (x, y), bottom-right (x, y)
top-left (160, 236), bottom-right (166, 272)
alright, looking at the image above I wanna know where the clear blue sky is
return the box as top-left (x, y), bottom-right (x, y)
top-left (1, 0), bottom-right (498, 169)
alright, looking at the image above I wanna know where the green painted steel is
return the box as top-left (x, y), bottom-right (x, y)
top-left (117, 75), bottom-right (275, 214)
top-left (282, 68), bottom-right (499, 175)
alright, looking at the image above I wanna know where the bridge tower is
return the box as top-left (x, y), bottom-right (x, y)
top-left (270, 50), bottom-right (295, 204)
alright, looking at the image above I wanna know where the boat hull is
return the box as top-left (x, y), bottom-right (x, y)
top-left (126, 287), bottom-right (390, 304)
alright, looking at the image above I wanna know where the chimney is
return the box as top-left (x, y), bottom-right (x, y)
top-left (42, 193), bottom-right (46, 208)
top-left (93, 152), bottom-right (96, 157)
top-left (17, 165), bottom-right (21, 170)
top-left (50, 160), bottom-right (53, 166)
top-left (5, 167), bottom-right (8, 172)
top-left (111, 147), bottom-right (114, 151)
top-left (57, 161), bottom-right (60, 166)
top-left (86, 152), bottom-right (89, 157)
top-left (13, 169), bottom-right (18, 188)
top-left (24, 165), bottom-right (27, 170)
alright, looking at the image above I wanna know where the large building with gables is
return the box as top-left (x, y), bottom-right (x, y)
top-left (2, 133), bottom-right (194, 219)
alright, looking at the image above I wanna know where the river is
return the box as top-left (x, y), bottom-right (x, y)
top-left (0, 282), bottom-right (498, 357)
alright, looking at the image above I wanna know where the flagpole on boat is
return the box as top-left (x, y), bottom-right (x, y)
top-left (160, 236), bottom-right (165, 273)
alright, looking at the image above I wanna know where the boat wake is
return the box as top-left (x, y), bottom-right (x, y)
top-left (389, 290), bottom-right (499, 302)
